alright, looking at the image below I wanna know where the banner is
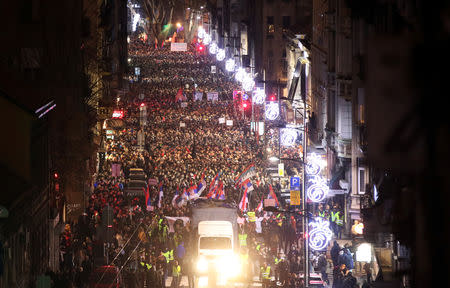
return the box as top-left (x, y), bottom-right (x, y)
top-left (148, 178), bottom-right (158, 186)
top-left (180, 122), bottom-right (186, 127)
top-left (226, 120), bottom-right (233, 126)
top-left (165, 216), bottom-right (190, 233)
top-left (170, 42), bottom-right (187, 51)
top-left (194, 91), bottom-right (203, 101)
top-left (181, 102), bottom-right (188, 108)
top-left (207, 92), bottom-right (219, 102)
top-left (219, 117), bottom-right (225, 124)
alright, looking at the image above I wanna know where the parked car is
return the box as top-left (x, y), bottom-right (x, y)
top-left (89, 265), bottom-right (122, 288)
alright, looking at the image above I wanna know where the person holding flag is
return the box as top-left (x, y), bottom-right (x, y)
top-left (145, 185), bottom-right (152, 211)
top-left (268, 184), bottom-right (280, 207)
top-left (171, 186), bottom-right (180, 208)
top-left (158, 182), bottom-right (164, 208)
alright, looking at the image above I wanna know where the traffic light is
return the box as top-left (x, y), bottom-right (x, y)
top-left (196, 44), bottom-right (205, 54)
top-left (269, 94), bottom-right (277, 101)
top-left (242, 101), bottom-right (249, 109)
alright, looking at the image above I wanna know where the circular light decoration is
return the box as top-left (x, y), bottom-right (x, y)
top-left (209, 42), bottom-right (218, 54)
top-left (225, 58), bottom-right (235, 72)
top-left (203, 33), bottom-right (211, 45)
top-left (265, 102), bottom-right (280, 120)
top-left (280, 128), bottom-right (298, 147)
top-left (216, 49), bottom-right (225, 61)
top-left (242, 74), bottom-right (255, 91)
top-left (309, 217), bottom-right (333, 251)
top-left (307, 175), bottom-right (329, 202)
top-left (306, 153), bottom-right (324, 175)
top-left (198, 27), bottom-right (205, 39)
top-left (235, 67), bottom-right (246, 82)
top-left (252, 88), bottom-right (265, 105)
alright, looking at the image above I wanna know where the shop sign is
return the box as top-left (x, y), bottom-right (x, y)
top-left (290, 190), bottom-right (301, 205)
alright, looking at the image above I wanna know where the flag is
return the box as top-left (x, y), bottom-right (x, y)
top-left (197, 175), bottom-right (207, 196)
top-left (182, 187), bottom-right (189, 201)
top-left (188, 185), bottom-right (200, 200)
top-left (172, 187), bottom-right (180, 207)
top-left (158, 183), bottom-right (164, 208)
top-left (256, 197), bottom-right (263, 212)
top-left (235, 164), bottom-right (256, 187)
top-left (145, 186), bottom-right (152, 211)
top-left (239, 178), bottom-right (254, 193)
top-left (207, 172), bottom-right (221, 198)
top-left (215, 181), bottom-right (225, 200)
top-left (268, 184), bottom-right (280, 207)
top-left (175, 88), bottom-right (186, 102)
top-left (239, 187), bottom-right (249, 212)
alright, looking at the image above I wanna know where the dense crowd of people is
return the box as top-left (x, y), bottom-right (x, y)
top-left (53, 35), bottom-right (360, 288)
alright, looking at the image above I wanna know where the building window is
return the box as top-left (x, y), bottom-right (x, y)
top-left (267, 16), bottom-right (274, 37)
top-left (358, 88), bottom-right (365, 124)
top-left (358, 167), bottom-right (366, 194)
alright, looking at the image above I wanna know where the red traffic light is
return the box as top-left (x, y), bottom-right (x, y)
top-left (140, 103), bottom-right (145, 107)
top-left (54, 173), bottom-right (59, 179)
top-left (243, 102), bottom-right (248, 109)
top-left (269, 95), bottom-right (276, 101)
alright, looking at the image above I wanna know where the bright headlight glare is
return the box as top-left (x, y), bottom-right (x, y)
top-left (197, 257), bottom-right (208, 272)
top-left (219, 254), bottom-right (240, 278)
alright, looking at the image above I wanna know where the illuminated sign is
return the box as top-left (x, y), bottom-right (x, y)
top-left (112, 110), bottom-right (124, 119)
top-left (309, 217), bottom-right (333, 251)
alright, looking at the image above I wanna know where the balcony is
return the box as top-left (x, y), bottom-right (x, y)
top-left (336, 138), bottom-right (351, 158)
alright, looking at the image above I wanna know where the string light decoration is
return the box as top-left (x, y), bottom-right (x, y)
top-left (252, 88), bottom-right (265, 105)
top-left (209, 42), bottom-right (218, 54)
top-left (306, 153), bottom-right (324, 175)
top-left (216, 49), bottom-right (225, 61)
top-left (225, 58), bottom-right (235, 72)
top-left (307, 175), bottom-right (329, 202)
top-left (198, 27), bottom-right (205, 39)
top-left (309, 217), bottom-right (333, 251)
top-left (280, 128), bottom-right (299, 147)
top-left (242, 74), bottom-right (255, 91)
top-left (265, 102), bottom-right (280, 120)
top-left (235, 67), bottom-right (246, 82)
top-left (203, 33), bottom-right (211, 45)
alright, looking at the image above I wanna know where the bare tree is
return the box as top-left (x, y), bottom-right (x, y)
top-left (139, 0), bottom-right (176, 44)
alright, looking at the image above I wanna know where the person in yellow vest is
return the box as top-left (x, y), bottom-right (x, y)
top-left (260, 261), bottom-right (272, 288)
top-left (171, 260), bottom-right (181, 288)
top-left (238, 225), bottom-right (248, 248)
top-left (274, 252), bottom-right (283, 284)
top-left (330, 204), bottom-right (344, 239)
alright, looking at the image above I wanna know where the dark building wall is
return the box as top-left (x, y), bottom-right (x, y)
top-left (0, 0), bottom-right (94, 284)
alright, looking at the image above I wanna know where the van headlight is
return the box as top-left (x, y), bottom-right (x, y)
top-left (219, 254), bottom-right (241, 278)
top-left (197, 257), bottom-right (208, 272)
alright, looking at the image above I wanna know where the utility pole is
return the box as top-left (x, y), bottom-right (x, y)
top-left (302, 88), bottom-right (309, 287)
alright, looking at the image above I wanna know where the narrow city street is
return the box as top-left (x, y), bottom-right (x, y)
top-left (3, 1), bottom-right (444, 288)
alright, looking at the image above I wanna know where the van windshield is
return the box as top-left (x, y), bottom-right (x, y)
top-left (199, 237), bottom-right (231, 249)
